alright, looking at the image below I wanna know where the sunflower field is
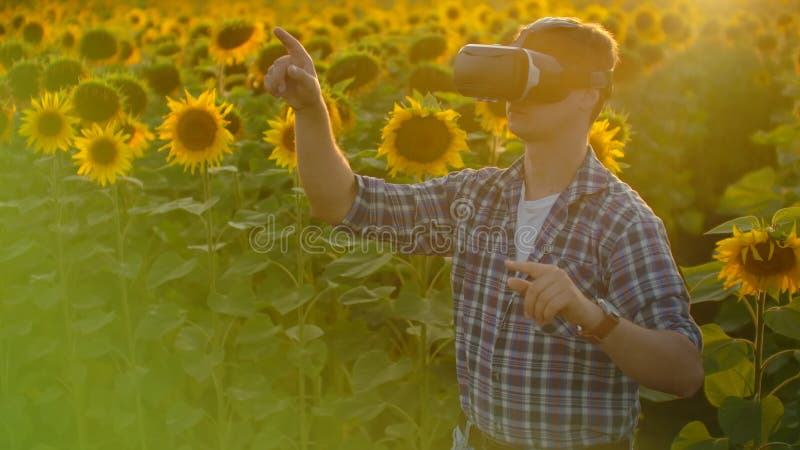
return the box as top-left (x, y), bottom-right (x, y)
top-left (2, 0), bottom-right (800, 449)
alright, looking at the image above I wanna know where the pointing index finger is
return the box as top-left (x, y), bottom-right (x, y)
top-left (504, 259), bottom-right (551, 276)
top-left (274, 27), bottom-right (310, 60)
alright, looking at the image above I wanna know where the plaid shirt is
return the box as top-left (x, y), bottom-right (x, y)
top-left (339, 146), bottom-right (703, 449)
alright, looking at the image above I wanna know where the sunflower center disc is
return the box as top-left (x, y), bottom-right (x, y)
top-left (743, 241), bottom-right (797, 278)
top-left (394, 115), bottom-right (452, 164)
top-left (281, 122), bottom-right (295, 152)
top-left (217, 24), bottom-right (255, 50)
top-left (38, 111), bottom-right (65, 136)
top-left (177, 108), bottom-right (217, 151)
top-left (89, 137), bottom-right (118, 165)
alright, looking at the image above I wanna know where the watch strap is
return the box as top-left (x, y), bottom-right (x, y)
top-left (578, 298), bottom-right (620, 343)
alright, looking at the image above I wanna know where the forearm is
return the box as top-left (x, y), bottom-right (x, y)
top-left (294, 96), bottom-right (357, 225)
top-left (582, 302), bottom-right (704, 398)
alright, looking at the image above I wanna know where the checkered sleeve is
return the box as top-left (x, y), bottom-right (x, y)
top-left (336, 170), bottom-right (474, 256)
top-left (605, 217), bottom-right (703, 352)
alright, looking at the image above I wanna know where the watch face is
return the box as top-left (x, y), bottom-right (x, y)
top-left (598, 298), bottom-right (621, 317)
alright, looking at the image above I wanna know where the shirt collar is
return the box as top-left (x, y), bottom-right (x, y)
top-left (500, 144), bottom-right (610, 208)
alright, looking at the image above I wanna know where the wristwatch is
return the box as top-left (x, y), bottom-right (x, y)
top-left (576, 297), bottom-right (620, 344)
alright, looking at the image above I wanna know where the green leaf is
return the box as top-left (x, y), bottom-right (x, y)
top-left (285, 324), bottom-right (324, 342)
top-left (765, 299), bottom-right (800, 341)
top-left (311, 391), bottom-right (385, 422)
top-left (702, 324), bottom-right (752, 374)
top-left (771, 207), bottom-right (800, 232)
top-left (174, 326), bottom-right (208, 352)
top-left (671, 420), bottom-right (729, 450)
top-left (287, 339), bottom-right (327, 376)
top-left (351, 350), bottom-right (412, 393)
top-left (207, 285), bottom-right (258, 317)
top-left (227, 209), bottom-right (271, 230)
top-left (718, 397), bottom-right (760, 444)
top-left (761, 395), bottom-right (784, 443)
top-left (235, 314), bottom-right (282, 345)
top-left (135, 303), bottom-right (186, 341)
top-left (130, 196), bottom-right (219, 216)
top-left (0, 239), bottom-right (35, 264)
top-left (717, 167), bottom-right (782, 217)
top-left (339, 285), bottom-right (396, 305)
top-left (188, 242), bottom-right (226, 252)
top-left (146, 252), bottom-right (198, 289)
top-left (165, 401), bottom-right (205, 434)
top-left (682, 261), bottom-right (738, 303)
top-left (266, 284), bottom-right (315, 316)
top-left (221, 252), bottom-right (272, 278)
top-left (704, 364), bottom-right (754, 408)
top-left (323, 252), bottom-right (394, 279)
top-left (72, 310), bottom-right (116, 335)
top-left (208, 165), bottom-right (238, 174)
top-left (180, 349), bottom-right (224, 383)
top-left (703, 216), bottom-right (761, 235)
top-left (109, 253), bottom-right (143, 280)
top-left (393, 285), bottom-right (451, 327)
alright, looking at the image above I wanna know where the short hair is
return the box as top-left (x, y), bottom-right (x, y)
top-left (512, 17), bottom-right (620, 123)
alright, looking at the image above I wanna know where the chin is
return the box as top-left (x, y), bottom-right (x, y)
top-left (509, 124), bottom-right (550, 142)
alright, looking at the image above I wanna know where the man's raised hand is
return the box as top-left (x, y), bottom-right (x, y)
top-left (263, 27), bottom-right (322, 111)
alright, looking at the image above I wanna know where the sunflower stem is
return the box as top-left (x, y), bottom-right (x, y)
top-left (768, 372), bottom-right (800, 398)
top-left (202, 163), bottom-right (217, 294)
top-left (53, 153), bottom-right (88, 450)
top-left (112, 182), bottom-right (150, 450)
top-left (418, 250), bottom-right (432, 450)
top-left (218, 63), bottom-right (225, 98)
top-left (202, 162), bottom-right (228, 450)
top-left (754, 291), bottom-right (767, 429)
top-left (293, 169), bottom-right (310, 450)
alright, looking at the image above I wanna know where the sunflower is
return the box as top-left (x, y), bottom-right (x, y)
top-left (408, 33), bottom-right (449, 63)
top-left (589, 118), bottom-right (626, 176)
top-left (79, 28), bottom-right (118, 63)
top-left (632, 5), bottom-right (664, 44)
top-left (18, 91), bottom-right (78, 154)
top-left (325, 50), bottom-right (381, 94)
top-left (7, 60), bottom-right (42, 103)
top-left (142, 62), bottom-right (182, 96)
top-left (714, 224), bottom-right (800, 298)
top-left (158, 89), bottom-right (234, 174)
top-left (378, 95), bottom-right (468, 178)
top-left (209, 19), bottom-right (265, 65)
top-left (319, 88), bottom-right (344, 135)
top-left (126, 8), bottom-right (149, 31)
top-left (43, 58), bottom-right (85, 92)
top-left (475, 100), bottom-right (508, 138)
top-left (0, 104), bottom-right (15, 144)
top-left (20, 19), bottom-right (47, 47)
top-left (263, 108), bottom-right (297, 172)
top-left (72, 123), bottom-right (133, 187)
top-left (71, 79), bottom-right (122, 125)
top-left (117, 115), bottom-right (153, 158)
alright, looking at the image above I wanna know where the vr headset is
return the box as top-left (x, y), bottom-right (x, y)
top-left (453, 17), bottom-right (613, 104)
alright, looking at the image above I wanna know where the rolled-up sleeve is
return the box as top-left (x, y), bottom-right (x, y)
top-left (337, 169), bottom-right (474, 256)
top-left (605, 217), bottom-right (703, 352)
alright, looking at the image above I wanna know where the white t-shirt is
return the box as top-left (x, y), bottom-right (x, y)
top-left (515, 182), bottom-right (559, 262)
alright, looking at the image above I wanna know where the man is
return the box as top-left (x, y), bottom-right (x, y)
top-left (264, 16), bottom-right (703, 450)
